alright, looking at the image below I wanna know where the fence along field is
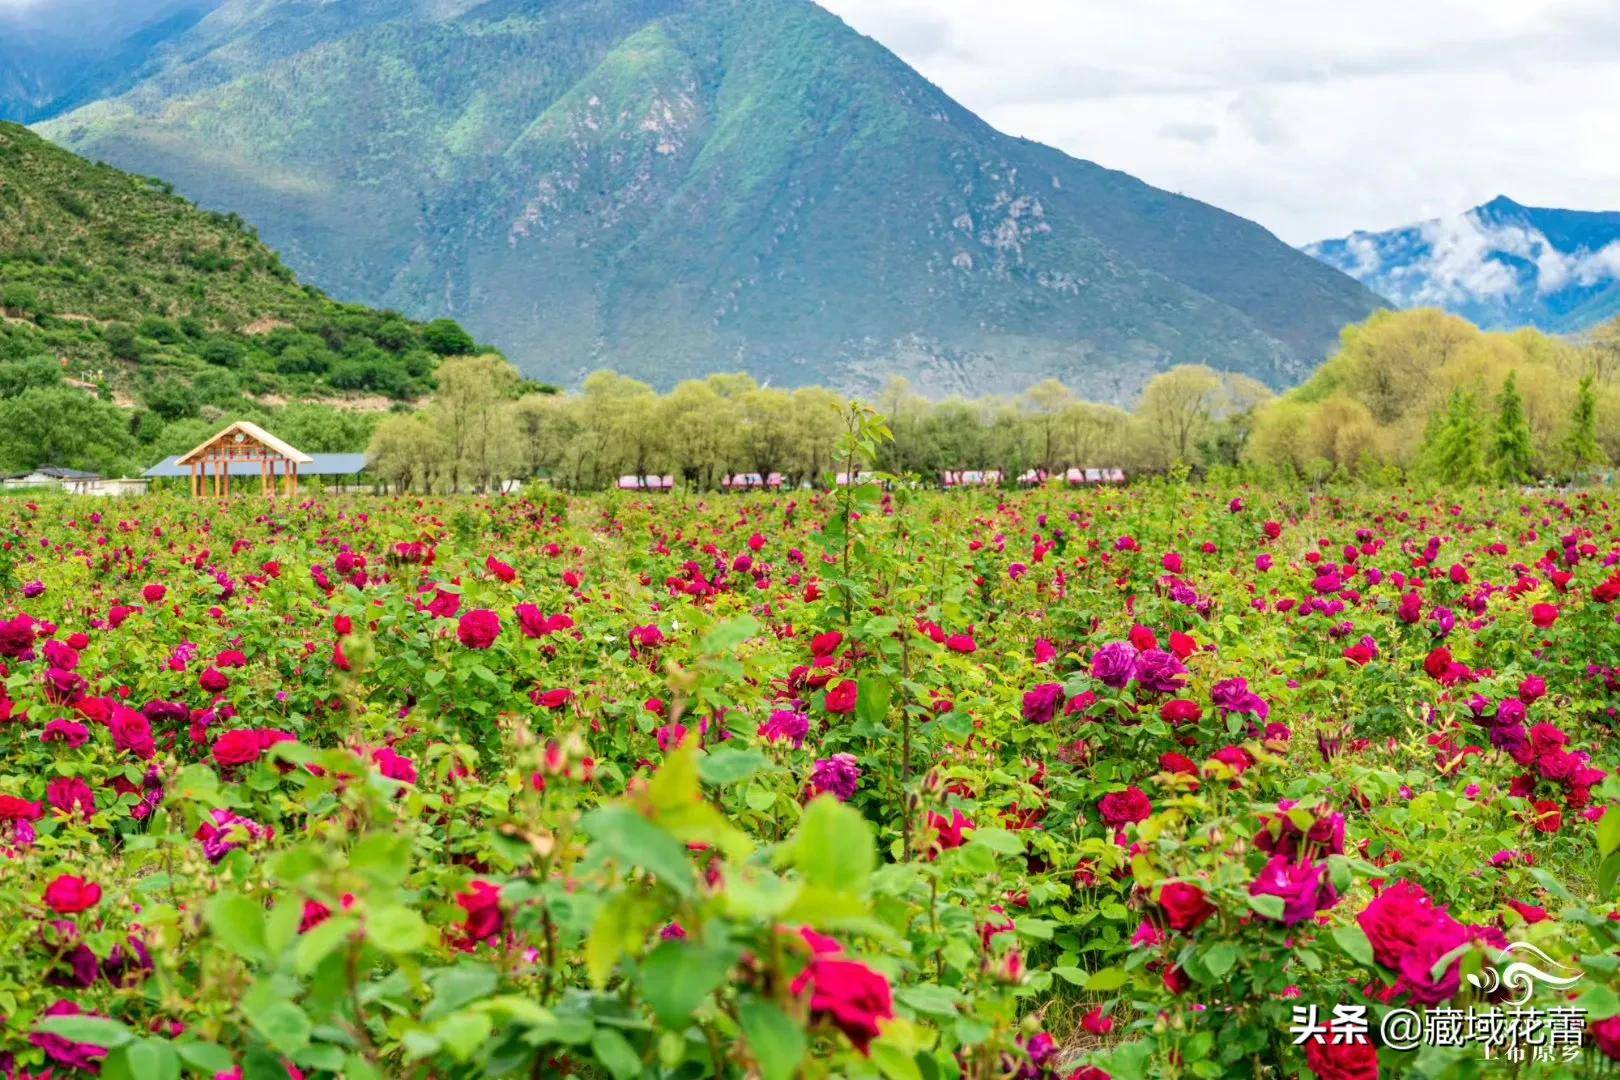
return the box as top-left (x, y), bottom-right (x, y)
top-left (0, 433), bottom-right (1618, 1077)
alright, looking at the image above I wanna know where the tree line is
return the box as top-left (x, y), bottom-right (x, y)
top-left (365, 310), bottom-right (1618, 494)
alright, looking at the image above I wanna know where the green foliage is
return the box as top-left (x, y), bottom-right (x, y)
top-left (0, 122), bottom-right (445, 404)
top-left (0, 482), bottom-right (1618, 1078)
top-left (0, 384), bottom-right (135, 473)
top-left (1491, 372), bottom-right (1535, 483)
top-left (1249, 309), bottom-right (1620, 479)
top-left (421, 319), bottom-right (476, 357)
top-left (1421, 389), bottom-right (1485, 484)
top-left (1563, 373), bottom-right (1605, 474)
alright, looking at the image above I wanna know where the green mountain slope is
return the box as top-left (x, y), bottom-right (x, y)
top-left (0, 120), bottom-right (458, 404)
top-left (40, 0), bottom-right (1384, 402)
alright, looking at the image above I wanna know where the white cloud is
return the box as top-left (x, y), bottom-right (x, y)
top-left (817, 0), bottom-right (1620, 243)
top-left (1405, 216), bottom-right (1521, 304)
top-left (1344, 235), bottom-right (1382, 278)
top-left (1369, 211), bottom-right (1620, 306)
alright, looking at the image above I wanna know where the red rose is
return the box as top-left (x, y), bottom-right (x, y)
top-left (790, 957), bottom-right (894, 1055)
top-left (926, 809), bottom-right (973, 851)
top-left (1158, 752), bottom-right (1197, 775)
top-left (456, 880), bottom-right (503, 943)
top-left (533, 688), bottom-right (574, 710)
top-left (213, 729), bottom-right (266, 766)
top-left (1158, 881), bottom-right (1216, 931)
top-left (485, 556), bottom-right (516, 582)
top-left (44, 874), bottom-right (101, 914)
top-left (1303, 1029), bottom-right (1379, 1080)
top-left (1531, 799), bottom-right (1562, 833)
top-left (457, 609), bottom-right (501, 649)
top-left (109, 707), bottom-right (155, 760)
top-left (515, 603), bottom-right (554, 638)
top-left (1529, 603), bottom-right (1558, 628)
top-left (142, 584), bottom-right (166, 603)
top-left (810, 631), bottom-right (844, 657)
top-left (199, 667), bottom-right (229, 693)
top-left (1356, 880), bottom-right (1446, 969)
top-left (212, 728), bottom-right (295, 767)
top-left (1098, 786), bottom-right (1151, 827)
top-left (1592, 1016), bottom-right (1620, 1061)
top-left (1159, 698), bottom-right (1202, 725)
top-left (0, 794), bottom-right (44, 821)
top-left (824, 679), bottom-right (859, 714)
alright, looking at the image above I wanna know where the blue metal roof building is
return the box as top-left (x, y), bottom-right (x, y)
top-left (144, 453), bottom-right (369, 479)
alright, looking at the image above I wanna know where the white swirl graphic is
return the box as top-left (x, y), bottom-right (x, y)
top-left (1465, 942), bottom-right (1583, 1006)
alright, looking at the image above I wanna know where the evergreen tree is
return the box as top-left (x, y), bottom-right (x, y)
top-left (1490, 372), bottom-right (1535, 484)
top-left (1422, 390), bottom-right (1484, 485)
top-left (1561, 373), bottom-right (1605, 475)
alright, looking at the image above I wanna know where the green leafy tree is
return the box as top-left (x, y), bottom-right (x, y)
top-left (0, 356), bottom-right (63, 398)
top-left (1490, 372), bottom-right (1535, 484)
top-left (103, 322), bottom-right (140, 361)
top-left (422, 318), bottom-right (476, 357)
top-left (0, 282), bottom-right (40, 317)
top-left (0, 386), bottom-right (136, 474)
top-left (142, 378), bottom-right (201, 422)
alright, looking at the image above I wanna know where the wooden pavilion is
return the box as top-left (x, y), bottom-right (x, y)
top-left (177, 421), bottom-right (313, 497)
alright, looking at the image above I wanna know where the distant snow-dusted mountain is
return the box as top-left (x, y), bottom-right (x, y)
top-left (1306, 196), bottom-right (1620, 333)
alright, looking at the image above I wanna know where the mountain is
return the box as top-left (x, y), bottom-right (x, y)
top-left (1305, 197), bottom-right (1620, 334)
top-left (0, 0), bottom-right (225, 123)
top-left (37, 0), bottom-right (1384, 402)
top-left (0, 120), bottom-right (453, 402)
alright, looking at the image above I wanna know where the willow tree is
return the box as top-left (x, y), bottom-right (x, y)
top-left (368, 413), bottom-right (450, 493)
top-left (658, 379), bottom-right (736, 489)
top-left (430, 354), bottom-right (521, 492)
top-left (736, 387), bottom-right (797, 481)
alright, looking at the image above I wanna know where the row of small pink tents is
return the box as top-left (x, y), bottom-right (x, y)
top-left (614, 468), bottom-right (1126, 491)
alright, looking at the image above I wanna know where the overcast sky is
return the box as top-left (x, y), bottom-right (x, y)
top-left (818, 0), bottom-right (1620, 244)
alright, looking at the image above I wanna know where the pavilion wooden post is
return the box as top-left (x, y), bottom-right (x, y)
top-left (177, 422), bottom-right (313, 499)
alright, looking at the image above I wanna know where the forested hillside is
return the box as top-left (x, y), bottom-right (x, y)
top-left (0, 121), bottom-right (485, 477)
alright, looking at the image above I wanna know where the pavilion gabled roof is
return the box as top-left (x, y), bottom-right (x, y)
top-left (176, 421), bottom-right (313, 466)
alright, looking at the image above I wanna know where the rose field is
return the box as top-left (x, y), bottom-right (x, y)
top-left (1, 476), bottom-right (1619, 1080)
